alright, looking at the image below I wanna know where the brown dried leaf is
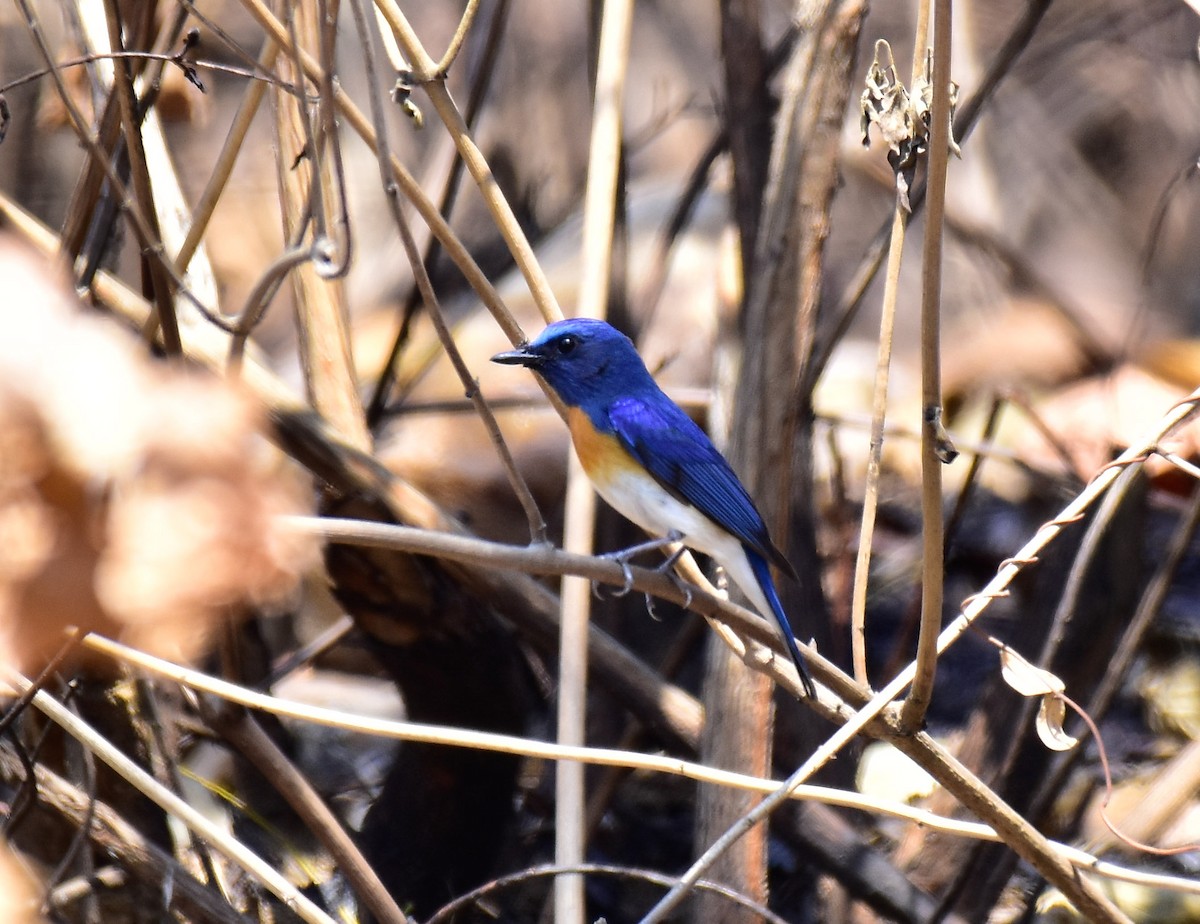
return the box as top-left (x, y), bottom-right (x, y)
top-left (1017, 365), bottom-right (1200, 484)
top-left (0, 237), bottom-right (317, 668)
top-left (998, 646), bottom-right (1079, 752)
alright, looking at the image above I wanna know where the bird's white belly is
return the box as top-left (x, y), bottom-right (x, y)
top-left (591, 468), bottom-right (771, 618)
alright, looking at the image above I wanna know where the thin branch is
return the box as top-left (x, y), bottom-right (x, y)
top-left (173, 39), bottom-right (281, 279)
top-left (19, 0), bottom-right (242, 351)
top-left (0, 188), bottom-right (707, 755)
top-left (1026, 483), bottom-right (1200, 826)
top-left (427, 863), bottom-right (792, 924)
top-left (0, 740), bottom-right (255, 924)
top-left (281, 514), bottom-right (811, 664)
top-left (272, 0), bottom-right (369, 450)
top-left (851, 12), bottom-right (939, 687)
top-left (0, 52), bottom-right (295, 96)
top-left (282, 499), bottom-right (1143, 923)
top-left (17, 0), bottom-right (184, 348)
top-left (436, 0), bottom-right (482, 75)
top-left (809, 0), bottom-right (1056, 388)
top-left (348, 0), bottom-right (547, 544)
top-left (372, 0), bottom-right (563, 323)
top-left (553, 0), bottom-right (636, 918)
top-left (901, 0), bottom-right (953, 733)
top-left (365, 0), bottom-right (512, 426)
top-left (638, 649), bottom-right (901, 923)
top-left (2, 670), bottom-right (339, 924)
top-left (203, 704), bottom-right (413, 924)
top-left (639, 381), bottom-right (1200, 922)
top-left (850, 200), bottom-right (907, 687)
top-left (72, 632), bottom-right (1200, 900)
top-left (236, 0), bottom-right (526, 343)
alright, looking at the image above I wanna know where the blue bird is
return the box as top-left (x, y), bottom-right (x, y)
top-left (492, 318), bottom-right (816, 698)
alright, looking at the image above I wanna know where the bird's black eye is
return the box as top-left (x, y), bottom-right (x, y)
top-left (555, 335), bottom-right (579, 355)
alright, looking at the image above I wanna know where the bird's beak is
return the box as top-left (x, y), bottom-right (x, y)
top-left (491, 344), bottom-right (543, 367)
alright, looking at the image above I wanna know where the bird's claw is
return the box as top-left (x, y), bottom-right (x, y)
top-left (597, 531), bottom-right (684, 599)
top-left (661, 570), bottom-right (694, 610)
top-left (643, 562), bottom-right (694, 617)
top-left (593, 557), bottom-right (636, 599)
top-left (650, 541), bottom-right (693, 608)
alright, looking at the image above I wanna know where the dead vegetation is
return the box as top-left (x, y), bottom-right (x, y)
top-left (1, 0), bottom-right (1200, 922)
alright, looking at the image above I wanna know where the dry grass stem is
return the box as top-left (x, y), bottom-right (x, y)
top-left (4, 670), bottom-right (339, 924)
top-left (75, 632), bottom-right (1200, 901)
top-left (901, 0), bottom-right (952, 733)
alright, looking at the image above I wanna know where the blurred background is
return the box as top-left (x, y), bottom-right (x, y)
top-left (2, 0), bottom-right (1200, 922)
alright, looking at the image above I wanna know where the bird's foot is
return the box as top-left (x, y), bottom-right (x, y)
top-left (644, 578), bottom-right (693, 619)
top-left (593, 558), bottom-right (635, 599)
top-left (642, 541), bottom-right (695, 616)
top-left (595, 531), bottom-right (685, 600)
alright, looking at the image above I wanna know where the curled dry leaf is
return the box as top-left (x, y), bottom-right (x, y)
top-left (998, 644), bottom-right (1079, 751)
top-left (0, 237), bottom-right (317, 668)
top-left (1036, 694), bottom-right (1080, 753)
top-left (860, 40), bottom-right (959, 210)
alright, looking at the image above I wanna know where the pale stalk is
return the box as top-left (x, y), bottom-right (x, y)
top-left (901, 0), bottom-right (953, 732)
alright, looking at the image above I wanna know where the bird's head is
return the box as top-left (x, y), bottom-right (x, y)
top-left (491, 318), bottom-right (650, 407)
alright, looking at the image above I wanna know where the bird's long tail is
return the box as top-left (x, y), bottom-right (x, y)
top-left (746, 549), bottom-right (816, 698)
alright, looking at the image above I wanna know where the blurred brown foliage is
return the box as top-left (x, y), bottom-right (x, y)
top-left (0, 238), bottom-right (316, 669)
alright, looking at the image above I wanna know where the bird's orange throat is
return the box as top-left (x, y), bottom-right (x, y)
top-left (567, 406), bottom-right (635, 485)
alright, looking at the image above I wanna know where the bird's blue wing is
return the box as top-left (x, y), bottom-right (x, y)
top-left (605, 394), bottom-right (791, 574)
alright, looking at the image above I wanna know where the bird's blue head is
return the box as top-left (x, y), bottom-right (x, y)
top-left (491, 318), bottom-right (653, 408)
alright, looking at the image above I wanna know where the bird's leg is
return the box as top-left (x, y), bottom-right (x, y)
top-left (644, 542), bottom-right (694, 614)
top-left (595, 531), bottom-right (685, 599)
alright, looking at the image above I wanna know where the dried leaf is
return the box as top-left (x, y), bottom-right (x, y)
top-left (999, 645), bottom-right (1065, 696)
top-left (1037, 693), bottom-right (1080, 752)
top-left (0, 238), bottom-right (318, 668)
top-left (860, 40), bottom-right (959, 209)
top-left (998, 646), bottom-right (1079, 751)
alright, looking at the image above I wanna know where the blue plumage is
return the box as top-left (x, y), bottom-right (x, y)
top-left (605, 395), bottom-right (792, 577)
top-left (492, 318), bottom-right (815, 697)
